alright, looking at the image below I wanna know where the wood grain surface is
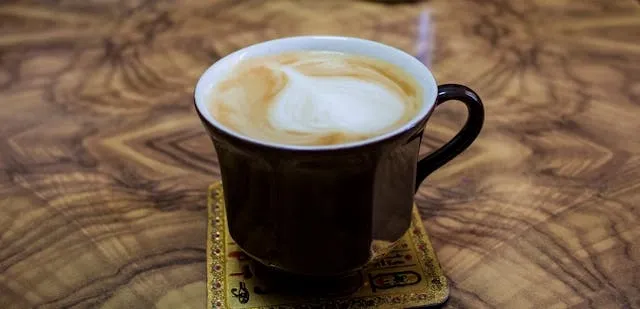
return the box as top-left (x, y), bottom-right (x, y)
top-left (1, 0), bottom-right (639, 308)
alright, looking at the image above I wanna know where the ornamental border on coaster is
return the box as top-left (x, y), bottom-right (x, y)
top-left (207, 181), bottom-right (449, 309)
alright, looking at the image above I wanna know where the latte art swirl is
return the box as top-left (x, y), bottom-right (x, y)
top-left (208, 51), bottom-right (422, 146)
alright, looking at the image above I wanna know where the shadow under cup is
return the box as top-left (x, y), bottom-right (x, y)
top-left (194, 36), bottom-right (485, 277)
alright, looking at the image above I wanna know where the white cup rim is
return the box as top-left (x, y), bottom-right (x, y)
top-left (194, 35), bottom-right (438, 151)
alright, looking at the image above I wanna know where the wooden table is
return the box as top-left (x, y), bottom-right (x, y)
top-left (1, 0), bottom-right (639, 308)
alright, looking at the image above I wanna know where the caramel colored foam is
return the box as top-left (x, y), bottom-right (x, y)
top-left (207, 51), bottom-right (422, 146)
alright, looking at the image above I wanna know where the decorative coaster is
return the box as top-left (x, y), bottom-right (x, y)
top-left (207, 181), bottom-right (449, 308)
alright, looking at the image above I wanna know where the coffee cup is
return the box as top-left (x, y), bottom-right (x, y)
top-left (194, 36), bottom-right (484, 276)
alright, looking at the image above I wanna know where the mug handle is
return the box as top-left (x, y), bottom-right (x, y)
top-left (415, 84), bottom-right (485, 192)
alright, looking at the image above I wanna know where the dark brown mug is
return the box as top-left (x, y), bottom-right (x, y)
top-left (194, 36), bottom-right (484, 276)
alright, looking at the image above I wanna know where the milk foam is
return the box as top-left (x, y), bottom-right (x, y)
top-left (208, 51), bottom-right (421, 146)
top-left (269, 66), bottom-right (406, 135)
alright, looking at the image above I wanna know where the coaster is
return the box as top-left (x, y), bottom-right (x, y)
top-left (207, 181), bottom-right (449, 308)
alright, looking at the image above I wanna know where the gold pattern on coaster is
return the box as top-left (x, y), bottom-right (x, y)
top-left (207, 181), bottom-right (449, 308)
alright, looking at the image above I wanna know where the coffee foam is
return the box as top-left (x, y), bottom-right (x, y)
top-left (208, 51), bottom-right (421, 146)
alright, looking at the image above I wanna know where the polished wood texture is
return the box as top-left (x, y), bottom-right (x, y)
top-left (1, 0), bottom-right (639, 308)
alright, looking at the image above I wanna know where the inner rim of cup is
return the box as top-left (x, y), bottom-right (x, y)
top-left (194, 36), bottom-right (438, 150)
